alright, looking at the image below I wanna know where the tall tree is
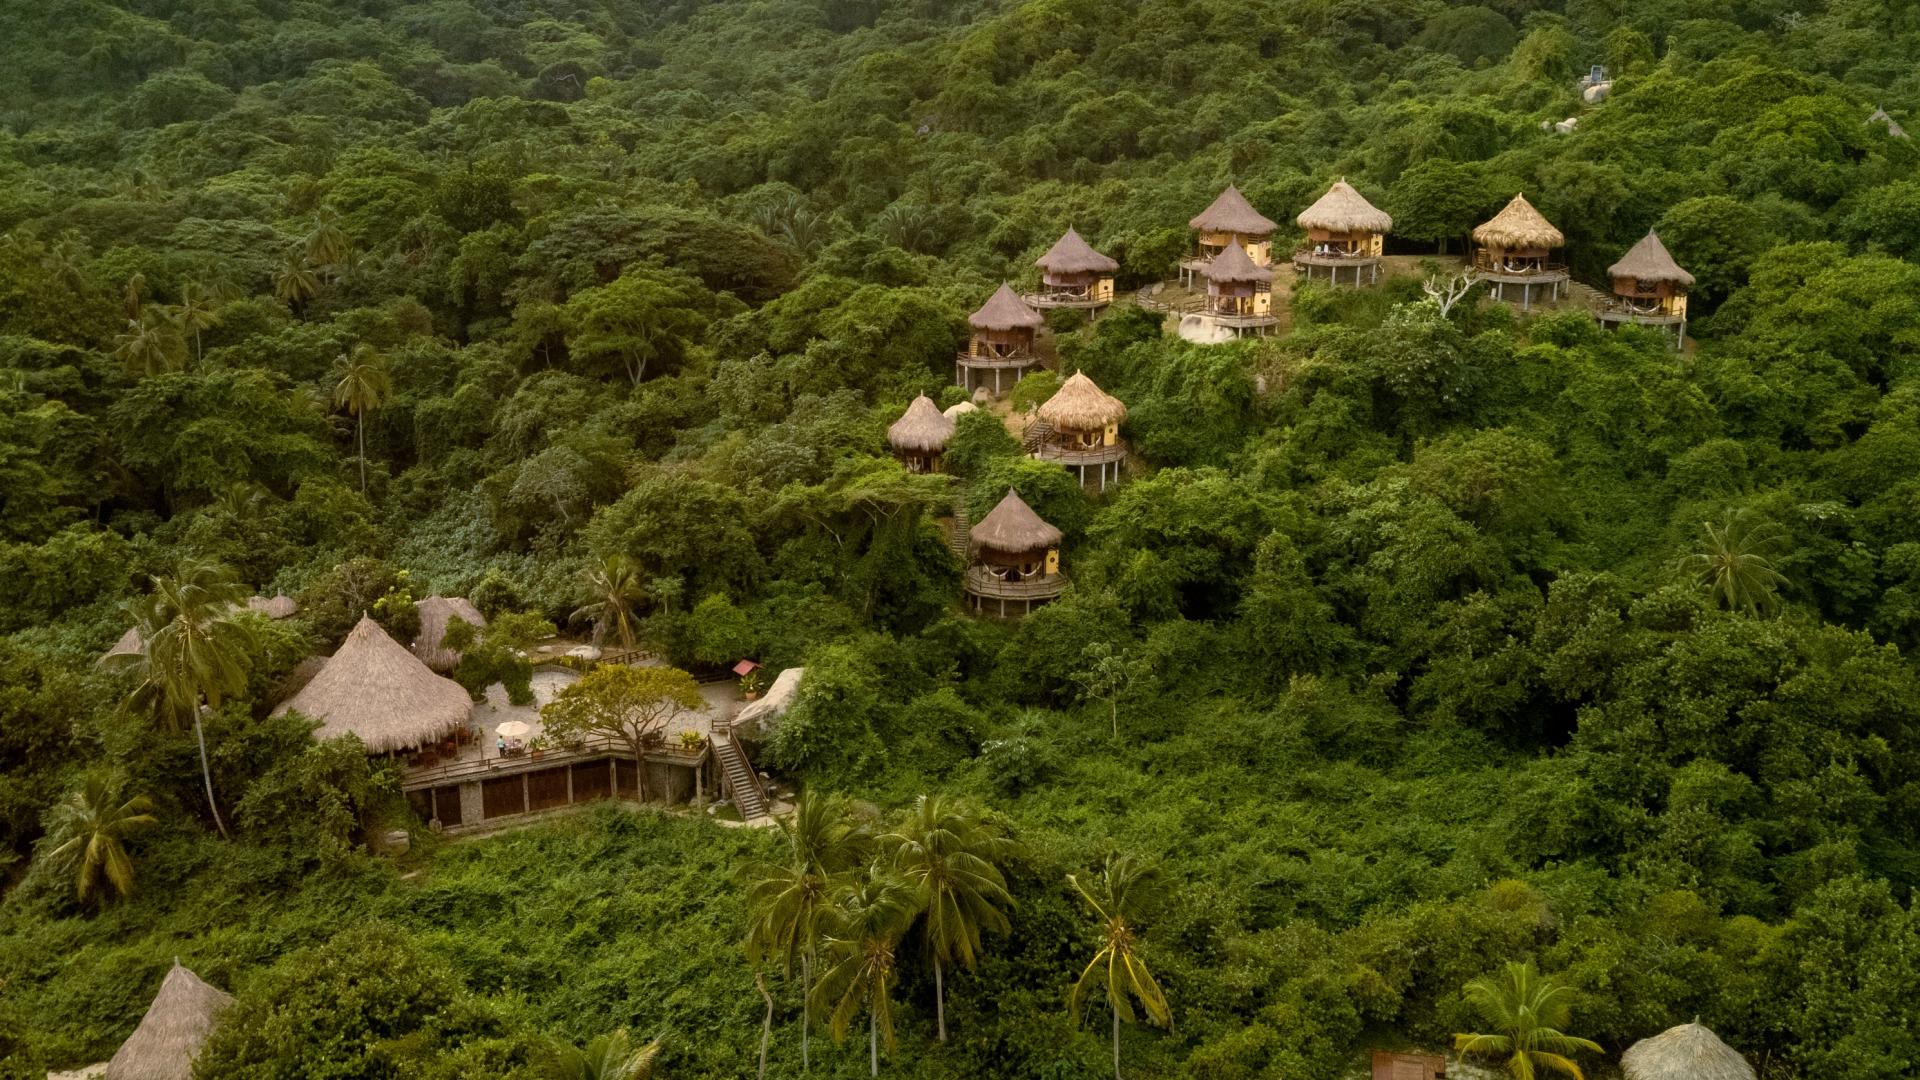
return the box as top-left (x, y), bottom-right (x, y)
top-left (743, 792), bottom-right (869, 1071)
top-left (1453, 961), bottom-right (1603, 1080)
top-left (1677, 511), bottom-right (1790, 615)
top-left (273, 250), bottom-right (320, 313)
top-left (304, 205), bottom-right (354, 273)
top-left (811, 867), bottom-right (918, 1077)
top-left (331, 343), bottom-right (392, 496)
top-left (174, 281), bottom-right (223, 366)
top-left (42, 771), bottom-right (156, 907)
top-left (573, 554), bottom-right (647, 652)
top-left (1068, 855), bottom-right (1172, 1080)
top-left (539, 665), bottom-right (703, 800)
top-left (880, 795), bottom-right (1016, 1043)
top-left (110, 309), bottom-right (185, 378)
top-left (562, 266), bottom-right (707, 385)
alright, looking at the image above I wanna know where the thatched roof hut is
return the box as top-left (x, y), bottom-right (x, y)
top-left (969, 283), bottom-right (1045, 331)
top-left (273, 615), bottom-right (472, 752)
top-left (1038, 372), bottom-right (1126, 432)
top-left (1202, 239), bottom-right (1273, 283)
top-left (1189, 185), bottom-right (1277, 235)
top-left (1473, 193), bottom-right (1565, 249)
top-left (412, 596), bottom-right (486, 673)
top-left (1296, 180), bottom-right (1393, 234)
top-left (1869, 107), bottom-right (1907, 139)
top-left (1609, 230), bottom-right (1694, 287)
top-left (103, 962), bottom-right (232, 1080)
top-left (244, 594), bottom-right (298, 620)
top-left (888, 394), bottom-right (956, 454)
top-left (1621, 1022), bottom-right (1755, 1080)
top-left (101, 627), bottom-right (143, 665)
top-left (971, 489), bottom-right (1063, 554)
top-left (1035, 228), bottom-right (1119, 275)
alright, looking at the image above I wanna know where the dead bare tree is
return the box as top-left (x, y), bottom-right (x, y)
top-left (1423, 268), bottom-right (1481, 317)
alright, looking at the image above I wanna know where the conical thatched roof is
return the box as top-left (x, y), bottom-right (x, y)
top-left (273, 615), bottom-right (472, 752)
top-left (1189, 185), bottom-right (1277, 234)
top-left (1609, 230), bottom-right (1694, 287)
top-left (413, 596), bottom-right (487, 673)
top-left (1869, 107), bottom-right (1907, 139)
top-left (969, 283), bottom-right (1044, 331)
top-left (103, 962), bottom-right (232, 1080)
top-left (1622, 1022), bottom-right (1755, 1080)
top-left (245, 594), bottom-right (298, 619)
top-left (888, 394), bottom-right (956, 453)
top-left (1038, 371), bottom-right (1126, 431)
top-left (101, 627), bottom-right (143, 665)
top-left (1473, 193), bottom-right (1564, 249)
top-left (971, 488), bottom-right (1063, 554)
top-left (1296, 179), bottom-right (1393, 233)
top-left (1202, 239), bottom-right (1273, 283)
top-left (1035, 227), bottom-right (1119, 274)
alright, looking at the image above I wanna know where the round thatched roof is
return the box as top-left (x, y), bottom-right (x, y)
top-left (888, 394), bottom-right (957, 453)
top-left (1202, 239), bottom-right (1273, 283)
top-left (1035, 227), bottom-right (1119, 274)
top-left (1622, 1023), bottom-right (1755, 1080)
top-left (970, 283), bottom-right (1045, 331)
top-left (413, 596), bottom-right (487, 673)
top-left (1296, 179), bottom-right (1393, 234)
top-left (273, 615), bottom-right (472, 752)
top-left (1609, 230), bottom-right (1694, 287)
top-left (1189, 184), bottom-right (1277, 235)
top-left (101, 627), bottom-right (143, 665)
top-left (245, 594), bottom-right (298, 619)
top-left (1473, 192), bottom-right (1565, 249)
top-left (103, 962), bottom-right (233, 1080)
top-left (971, 488), bottom-right (1063, 554)
top-left (1038, 371), bottom-right (1126, 431)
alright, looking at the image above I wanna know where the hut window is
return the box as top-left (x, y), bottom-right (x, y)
top-left (1076, 430), bottom-right (1100, 448)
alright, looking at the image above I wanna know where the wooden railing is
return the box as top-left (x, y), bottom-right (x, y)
top-left (1033, 441), bottom-right (1127, 466)
top-left (712, 716), bottom-right (770, 815)
top-left (964, 565), bottom-right (1068, 600)
top-left (401, 734), bottom-right (706, 790)
top-left (956, 348), bottom-right (1038, 369)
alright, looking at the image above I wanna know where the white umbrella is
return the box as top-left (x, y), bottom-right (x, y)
top-left (496, 720), bottom-right (531, 739)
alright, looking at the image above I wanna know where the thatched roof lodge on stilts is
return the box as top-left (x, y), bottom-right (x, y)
top-left (1026, 227), bottom-right (1119, 313)
top-left (957, 283), bottom-right (1044, 398)
top-left (1472, 193), bottom-right (1569, 310)
top-left (1199, 239), bottom-right (1278, 338)
top-left (1621, 1022), bottom-right (1756, 1080)
top-left (103, 961), bottom-right (233, 1080)
top-left (412, 595), bottom-right (487, 672)
top-left (1033, 372), bottom-right (1127, 490)
top-left (887, 394), bottom-right (956, 473)
top-left (1294, 179), bottom-right (1392, 286)
top-left (964, 488), bottom-right (1066, 617)
top-left (1180, 184), bottom-right (1278, 287)
top-left (1596, 229), bottom-right (1693, 349)
top-left (273, 615), bottom-right (472, 754)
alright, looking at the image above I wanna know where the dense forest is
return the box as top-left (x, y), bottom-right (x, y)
top-left (3, 0), bottom-right (1920, 1076)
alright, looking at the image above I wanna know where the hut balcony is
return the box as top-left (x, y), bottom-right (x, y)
top-left (1202, 292), bottom-right (1279, 328)
top-left (956, 342), bottom-right (1038, 368)
top-left (964, 564), bottom-right (1068, 610)
top-left (1293, 242), bottom-right (1380, 267)
top-left (1594, 294), bottom-right (1685, 325)
top-left (1033, 439), bottom-right (1127, 467)
top-left (1472, 250), bottom-right (1569, 283)
top-left (1023, 280), bottom-right (1113, 310)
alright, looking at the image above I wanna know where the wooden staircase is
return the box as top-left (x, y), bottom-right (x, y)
top-left (1021, 419), bottom-right (1054, 453)
top-left (948, 493), bottom-right (972, 561)
top-left (1564, 280), bottom-right (1608, 311)
top-left (713, 721), bottom-right (769, 821)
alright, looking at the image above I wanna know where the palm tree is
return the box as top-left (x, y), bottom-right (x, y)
top-left (331, 343), bottom-right (392, 496)
top-left (1068, 855), bottom-right (1173, 1080)
top-left (304, 205), bottom-right (354, 272)
top-left (273, 249), bottom-right (320, 312)
top-left (1676, 511), bottom-right (1790, 615)
top-left (880, 795), bottom-right (1016, 1043)
top-left (1453, 961), bottom-right (1603, 1080)
top-left (811, 866), bottom-right (919, 1077)
top-left (40, 229), bottom-right (89, 293)
top-left (111, 310), bottom-right (186, 378)
top-left (108, 560), bottom-right (257, 839)
top-left (545, 1028), bottom-right (660, 1080)
top-left (573, 554), bottom-right (647, 654)
top-left (742, 792), bottom-right (869, 1071)
top-left (122, 271), bottom-right (148, 319)
top-left (174, 282), bottom-right (223, 367)
top-left (43, 771), bottom-right (156, 907)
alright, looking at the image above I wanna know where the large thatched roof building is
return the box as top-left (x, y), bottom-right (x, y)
top-left (1472, 193), bottom-right (1569, 308)
top-left (971, 488), bottom-right (1063, 556)
top-left (966, 489), bottom-right (1066, 616)
top-left (1621, 1022), bottom-right (1755, 1080)
top-left (1473, 192), bottom-right (1565, 251)
top-left (887, 394), bottom-right (956, 472)
top-left (1295, 180), bottom-right (1392, 286)
top-left (959, 284), bottom-right (1045, 397)
top-left (1597, 229), bottom-right (1693, 349)
top-left (1189, 184), bottom-right (1277, 237)
top-left (1029, 228), bottom-right (1119, 311)
top-left (1038, 371), bottom-right (1126, 433)
top-left (1608, 230), bottom-right (1694, 287)
top-left (969, 282), bottom-right (1045, 332)
top-left (1297, 179), bottom-right (1393, 235)
top-left (1035, 372), bottom-right (1128, 489)
top-left (274, 615), bottom-right (472, 753)
top-left (103, 962), bottom-right (233, 1080)
top-left (412, 596), bottom-right (486, 673)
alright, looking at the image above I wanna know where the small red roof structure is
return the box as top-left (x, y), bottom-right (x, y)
top-left (1372, 1051), bottom-right (1446, 1080)
top-left (732, 659), bottom-right (762, 677)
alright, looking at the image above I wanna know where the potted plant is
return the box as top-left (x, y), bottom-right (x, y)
top-left (678, 729), bottom-right (707, 752)
top-left (528, 734), bottom-right (549, 761)
top-left (740, 669), bottom-right (767, 701)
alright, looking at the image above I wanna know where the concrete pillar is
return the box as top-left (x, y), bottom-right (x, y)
top-left (458, 780), bottom-right (483, 827)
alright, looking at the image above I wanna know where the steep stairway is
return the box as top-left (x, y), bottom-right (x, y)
top-left (714, 729), bottom-right (768, 821)
top-left (948, 493), bottom-right (972, 561)
top-left (1021, 419), bottom-right (1054, 453)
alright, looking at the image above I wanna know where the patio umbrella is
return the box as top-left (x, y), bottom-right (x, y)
top-left (496, 720), bottom-right (531, 739)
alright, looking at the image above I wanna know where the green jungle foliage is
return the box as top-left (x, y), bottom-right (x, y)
top-left (3, 0), bottom-right (1920, 1077)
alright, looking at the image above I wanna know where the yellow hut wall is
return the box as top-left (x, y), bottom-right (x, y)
top-left (1044, 548), bottom-right (1060, 575)
top-left (1103, 423), bottom-right (1118, 446)
top-left (1200, 231), bottom-right (1272, 265)
top-left (1094, 277), bottom-right (1114, 302)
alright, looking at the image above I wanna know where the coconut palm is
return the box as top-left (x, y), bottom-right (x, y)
top-left (40, 229), bottom-right (89, 292)
top-left (742, 792), bottom-right (870, 1071)
top-left (879, 794), bottom-right (1016, 1043)
top-left (111, 310), bottom-right (186, 378)
top-left (304, 204), bottom-right (354, 271)
top-left (572, 554), bottom-right (647, 654)
top-left (174, 282), bottom-right (223, 366)
top-left (110, 560), bottom-right (257, 839)
top-left (331, 343), bottom-right (392, 496)
top-left (1453, 961), bottom-right (1603, 1080)
top-left (1676, 511), bottom-right (1790, 616)
top-left (122, 271), bottom-right (148, 319)
top-left (1068, 854), bottom-right (1173, 1080)
top-left (545, 1028), bottom-right (660, 1080)
top-left (810, 866), bottom-right (919, 1077)
top-left (42, 771), bottom-right (156, 907)
top-left (273, 249), bottom-right (320, 311)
